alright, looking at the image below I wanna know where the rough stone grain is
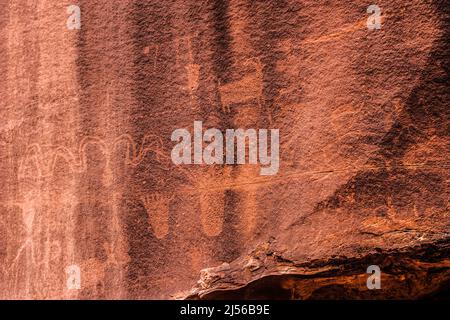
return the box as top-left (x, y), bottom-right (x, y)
top-left (0, 0), bottom-right (448, 299)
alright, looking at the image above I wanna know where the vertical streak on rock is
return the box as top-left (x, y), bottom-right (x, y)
top-left (1, 0), bottom-right (82, 298)
top-left (210, 0), bottom-right (234, 85)
top-left (75, 0), bottom-right (135, 299)
top-left (125, 0), bottom-right (173, 299)
top-left (205, 0), bottom-right (243, 261)
top-left (226, 0), bottom-right (263, 239)
top-left (0, 0), bottom-right (10, 296)
top-left (5, 0), bottom-right (40, 299)
top-left (34, 0), bottom-right (81, 299)
top-left (192, 0), bottom-right (232, 240)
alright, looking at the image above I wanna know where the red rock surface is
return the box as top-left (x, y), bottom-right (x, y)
top-left (0, 0), bottom-right (448, 299)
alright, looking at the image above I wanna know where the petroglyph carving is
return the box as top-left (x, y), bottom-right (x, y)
top-left (186, 63), bottom-right (200, 94)
top-left (143, 44), bottom-right (159, 72)
top-left (237, 166), bottom-right (260, 237)
top-left (104, 193), bottom-right (129, 268)
top-left (195, 167), bottom-right (233, 237)
top-left (199, 190), bottom-right (225, 237)
top-left (141, 193), bottom-right (174, 239)
top-left (18, 134), bottom-right (169, 181)
top-left (7, 195), bottom-right (38, 282)
top-left (218, 58), bottom-right (263, 113)
top-left (185, 38), bottom-right (200, 94)
top-left (1, 195), bottom-right (68, 297)
top-left (175, 35), bottom-right (201, 96)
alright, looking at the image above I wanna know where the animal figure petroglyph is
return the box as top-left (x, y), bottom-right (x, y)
top-left (218, 58), bottom-right (263, 113)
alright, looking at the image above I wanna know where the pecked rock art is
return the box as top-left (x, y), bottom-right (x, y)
top-left (1, 0), bottom-right (449, 300)
top-left (218, 58), bottom-right (264, 114)
top-left (18, 134), bottom-right (169, 181)
top-left (141, 193), bottom-right (173, 239)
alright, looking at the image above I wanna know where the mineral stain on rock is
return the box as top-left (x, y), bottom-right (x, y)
top-left (0, 0), bottom-right (448, 299)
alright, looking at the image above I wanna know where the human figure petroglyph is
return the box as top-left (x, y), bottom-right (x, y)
top-left (218, 58), bottom-right (264, 114)
top-left (1, 194), bottom-right (62, 297)
top-left (4, 193), bottom-right (38, 293)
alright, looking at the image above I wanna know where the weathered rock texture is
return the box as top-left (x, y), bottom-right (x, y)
top-left (0, 0), bottom-right (448, 299)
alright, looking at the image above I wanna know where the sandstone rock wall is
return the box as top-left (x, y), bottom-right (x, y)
top-left (0, 0), bottom-right (448, 299)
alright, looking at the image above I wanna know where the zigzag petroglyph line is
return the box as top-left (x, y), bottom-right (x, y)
top-left (17, 134), bottom-right (171, 180)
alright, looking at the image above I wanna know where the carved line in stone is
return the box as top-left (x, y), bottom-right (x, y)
top-left (18, 134), bottom-right (170, 181)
